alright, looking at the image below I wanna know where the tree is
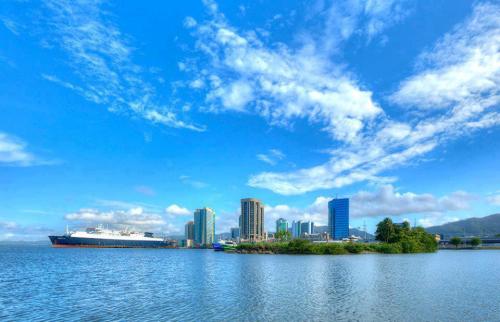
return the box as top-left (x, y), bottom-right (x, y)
top-left (375, 218), bottom-right (395, 243)
top-left (470, 237), bottom-right (482, 248)
top-left (275, 230), bottom-right (291, 242)
top-left (450, 237), bottom-right (461, 249)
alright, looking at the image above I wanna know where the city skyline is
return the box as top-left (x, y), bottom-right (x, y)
top-left (1, 0), bottom-right (499, 241)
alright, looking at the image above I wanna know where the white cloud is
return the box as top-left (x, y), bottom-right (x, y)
top-left (0, 220), bottom-right (56, 241)
top-left (320, 0), bottom-right (411, 50)
top-left (65, 208), bottom-right (168, 231)
top-left (165, 204), bottom-right (191, 216)
top-left (183, 16), bottom-right (197, 28)
top-left (248, 139), bottom-right (437, 195)
top-left (214, 211), bottom-right (239, 234)
top-left (219, 81), bottom-right (254, 111)
top-left (189, 78), bottom-right (205, 89)
top-left (0, 132), bottom-right (57, 167)
top-left (418, 216), bottom-right (460, 228)
top-left (182, 1), bottom-right (458, 195)
top-left (247, 3), bottom-right (500, 195)
top-left (350, 185), bottom-right (473, 218)
top-left (40, 0), bottom-right (204, 132)
top-left (391, 3), bottom-right (499, 110)
top-left (0, 132), bottom-right (35, 165)
top-left (188, 3), bottom-right (382, 143)
top-left (257, 149), bottom-right (285, 165)
top-left (487, 194), bottom-right (500, 206)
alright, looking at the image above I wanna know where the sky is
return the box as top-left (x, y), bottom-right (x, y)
top-left (0, 0), bottom-right (499, 240)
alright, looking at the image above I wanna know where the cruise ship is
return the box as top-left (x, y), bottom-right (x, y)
top-left (49, 226), bottom-right (173, 248)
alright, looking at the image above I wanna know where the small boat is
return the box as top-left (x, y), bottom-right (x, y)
top-left (222, 241), bottom-right (237, 251)
top-left (213, 240), bottom-right (237, 251)
top-left (213, 242), bottom-right (225, 251)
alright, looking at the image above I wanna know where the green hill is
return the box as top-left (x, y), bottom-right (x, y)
top-left (426, 213), bottom-right (500, 238)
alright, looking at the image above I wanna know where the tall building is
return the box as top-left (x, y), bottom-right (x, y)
top-left (328, 198), bottom-right (349, 240)
top-left (300, 221), bottom-right (314, 236)
top-left (230, 227), bottom-right (240, 239)
top-left (275, 218), bottom-right (288, 233)
top-left (194, 207), bottom-right (216, 246)
top-left (239, 198), bottom-right (265, 242)
top-left (185, 221), bottom-right (194, 240)
top-left (292, 220), bottom-right (302, 238)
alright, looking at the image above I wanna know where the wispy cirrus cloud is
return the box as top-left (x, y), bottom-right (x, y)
top-left (179, 175), bottom-right (208, 189)
top-left (391, 3), bottom-right (499, 110)
top-left (1, 16), bottom-right (22, 35)
top-left (184, 0), bottom-right (382, 143)
top-left (39, 0), bottom-right (204, 132)
top-left (0, 132), bottom-right (58, 167)
top-left (317, 0), bottom-right (412, 50)
top-left (183, 0), bottom-right (420, 195)
top-left (257, 149), bottom-right (285, 166)
top-left (94, 199), bottom-right (162, 213)
top-left (246, 2), bottom-right (500, 195)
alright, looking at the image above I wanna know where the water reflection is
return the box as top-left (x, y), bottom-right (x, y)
top-left (0, 246), bottom-right (498, 321)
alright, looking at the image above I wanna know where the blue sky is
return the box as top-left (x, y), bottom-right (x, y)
top-left (0, 0), bottom-right (499, 240)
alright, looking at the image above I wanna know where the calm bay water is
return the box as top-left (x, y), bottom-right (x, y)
top-left (0, 245), bottom-right (499, 321)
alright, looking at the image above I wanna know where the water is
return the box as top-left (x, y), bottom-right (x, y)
top-left (0, 246), bottom-right (499, 322)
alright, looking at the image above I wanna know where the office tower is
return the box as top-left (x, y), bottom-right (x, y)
top-left (292, 220), bottom-right (302, 238)
top-left (239, 198), bottom-right (265, 242)
top-left (275, 218), bottom-right (289, 233)
top-left (185, 221), bottom-right (194, 240)
top-left (230, 227), bottom-right (240, 239)
top-left (328, 198), bottom-right (349, 240)
top-left (194, 207), bottom-right (216, 246)
top-left (300, 221), bottom-right (314, 236)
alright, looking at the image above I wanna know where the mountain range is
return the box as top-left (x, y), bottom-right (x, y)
top-left (426, 213), bottom-right (500, 238)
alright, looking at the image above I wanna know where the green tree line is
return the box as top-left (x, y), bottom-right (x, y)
top-left (236, 217), bottom-right (438, 255)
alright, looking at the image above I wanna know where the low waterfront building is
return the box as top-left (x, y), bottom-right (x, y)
top-left (300, 221), bottom-right (314, 237)
top-left (180, 239), bottom-right (194, 248)
top-left (302, 232), bottom-right (329, 242)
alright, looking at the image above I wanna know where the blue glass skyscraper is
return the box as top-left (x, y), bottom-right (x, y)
top-left (328, 198), bottom-right (349, 240)
top-left (194, 207), bottom-right (215, 246)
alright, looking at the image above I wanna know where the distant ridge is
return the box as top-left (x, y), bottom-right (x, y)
top-left (426, 213), bottom-right (500, 238)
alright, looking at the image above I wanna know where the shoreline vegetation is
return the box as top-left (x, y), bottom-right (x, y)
top-left (236, 217), bottom-right (439, 255)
